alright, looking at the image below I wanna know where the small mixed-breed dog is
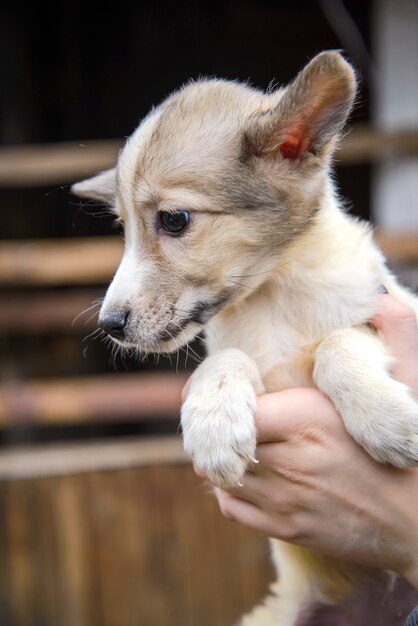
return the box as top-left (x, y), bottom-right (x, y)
top-left (72, 51), bottom-right (418, 625)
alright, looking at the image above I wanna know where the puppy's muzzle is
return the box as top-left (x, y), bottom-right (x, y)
top-left (98, 310), bottom-right (130, 340)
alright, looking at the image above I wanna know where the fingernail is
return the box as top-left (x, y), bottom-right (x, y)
top-left (377, 285), bottom-right (388, 294)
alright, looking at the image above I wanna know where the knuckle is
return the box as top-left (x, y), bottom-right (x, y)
top-left (272, 462), bottom-right (321, 491)
top-left (276, 524), bottom-right (301, 543)
top-left (295, 423), bottom-right (333, 449)
top-left (270, 492), bottom-right (294, 513)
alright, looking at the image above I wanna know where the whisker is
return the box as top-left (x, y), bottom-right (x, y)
top-left (111, 341), bottom-right (122, 370)
top-left (185, 339), bottom-right (189, 368)
top-left (71, 302), bottom-right (101, 326)
top-left (83, 310), bottom-right (101, 327)
top-left (82, 328), bottom-right (103, 342)
top-left (160, 328), bottom-right (180, 373)
top-left (170, 320), bottom-right (203, 365)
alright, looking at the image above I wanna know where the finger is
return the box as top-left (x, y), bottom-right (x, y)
top-left (214, 488), bottom-right (293, 538)
top-left (255, 387), bottom-right (339, 444)
top-left (372, 294), bottom-right (418, 390)
top-left (226, 466), bottom-right (274, 498)
top-left (226, 465), bottom-right (302, 513)
top-left (373, 294), bottom-right (418, 352)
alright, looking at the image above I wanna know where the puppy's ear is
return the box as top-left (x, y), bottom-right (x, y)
top-left (71, 167), bottom-right (117, 203)
top-left (245, 51), bottom-right (356, 161)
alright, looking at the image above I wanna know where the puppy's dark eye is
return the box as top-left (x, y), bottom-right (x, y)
top-left (159, 210), bottom-right (189, 235)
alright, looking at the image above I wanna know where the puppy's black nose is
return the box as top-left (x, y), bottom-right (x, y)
top-left (98, 311), bottom-right (130, 339)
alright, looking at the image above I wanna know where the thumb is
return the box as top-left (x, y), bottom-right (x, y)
top-left (372, 294), bottom-right (418, 393)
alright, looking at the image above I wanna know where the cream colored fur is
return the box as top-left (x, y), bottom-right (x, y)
top-left (72, 51), bottom-right (418, 625)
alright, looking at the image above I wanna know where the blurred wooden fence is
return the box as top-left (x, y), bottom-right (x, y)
top-left (0, 440), bottom-right (274, 626)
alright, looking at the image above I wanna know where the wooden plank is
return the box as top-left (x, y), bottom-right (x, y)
top-left (0, 436), bottom-right (188, 481)
top-left (171, 467), bottom-right (225, 626)
top-left (129, 466), bottom-right (169, 626)
top-left (0, 482), bottom-right (13, 624)
top-left (146, 464), bottom-right (195, 626)
top-left (375, 230), bottom-right (418, 264)
top-left (51, 474), bottom-right (100, 626)
top-left (0, 289), bottom-right (103, 334)
top-left (4, 481), bottom-right (39, 626)
top-left (338, 125), bottom-right (418, 165)
top-left (0, 237), bottom-right (122, 286)
top-left (0, 372), bottom-right (187, 426)
top-left (2, 127), bottom-right (418, 188)
top-left (32, 480), bottom-right (60, 626)
top-left (0, 139), bottom-right (121, 186)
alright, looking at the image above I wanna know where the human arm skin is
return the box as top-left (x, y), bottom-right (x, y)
top-left (194, 295), bottom-right (418, 588)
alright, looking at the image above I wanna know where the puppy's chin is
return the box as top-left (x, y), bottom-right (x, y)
top-left (109, 322), bottom-right (202, 355)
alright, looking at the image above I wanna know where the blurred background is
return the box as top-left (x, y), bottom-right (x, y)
top-left (0, 1), bottom-right (417, 625)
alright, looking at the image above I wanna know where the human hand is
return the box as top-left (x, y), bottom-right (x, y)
top-left (191, 295), bottom-right (418, 588)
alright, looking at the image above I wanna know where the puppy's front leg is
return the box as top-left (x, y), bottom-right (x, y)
top-left (181, 349), bottom-right (264, 488)
top-left (313, 326), bottom-right (418, 468)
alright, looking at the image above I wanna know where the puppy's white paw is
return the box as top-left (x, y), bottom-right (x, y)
top-left (181, 380), bottom-right (257, 488)
top-left (346, 383), bottom-right (418, 469)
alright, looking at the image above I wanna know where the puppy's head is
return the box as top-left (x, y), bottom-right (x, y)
top-left (72, 51), bottom-right (356, 354)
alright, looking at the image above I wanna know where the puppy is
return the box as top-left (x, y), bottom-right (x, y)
top-left (72, 51), bottom-right (418, 625)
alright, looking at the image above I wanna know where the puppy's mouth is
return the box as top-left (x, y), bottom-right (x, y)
top-left (107, 293), bottom-right (231, 354)
top-left (156, 295), bottom-right (230, 343)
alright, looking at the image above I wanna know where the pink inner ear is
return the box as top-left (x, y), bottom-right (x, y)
top-left (279, 127), bottom-right (311, 160)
